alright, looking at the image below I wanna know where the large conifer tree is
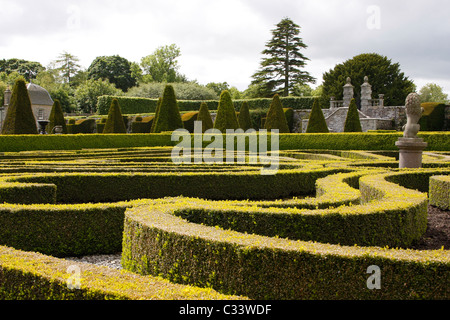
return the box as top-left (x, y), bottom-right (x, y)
top-left (251, 17), bottom-right (315, 97)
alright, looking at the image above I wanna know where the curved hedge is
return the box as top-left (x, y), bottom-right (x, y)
top-left (429, 175), bottom-right (450, 210)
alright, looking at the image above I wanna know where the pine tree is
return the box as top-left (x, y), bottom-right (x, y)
top-left (306, 98), bottom-right (329, 133)
top-left (264, 94), bottom-right (290, 133)
top-left (197, 102), bottom-right (213, 133)
top-left (1, 78), bottom-right (37, 134)
top-left (48, 99), bottom-right (68, 134)
top-left (213, 90), bottom-right (239, 132)
top-left (103, 98), bottom-right (127, 133)
top-left (238, 101), bottom-right (253, 131)
top-left (251, 17), bottom-right (315, 97)
top-left (152, 85), bottom-right (183, 133)
top-left (344, 98), bottom-right (362, 132)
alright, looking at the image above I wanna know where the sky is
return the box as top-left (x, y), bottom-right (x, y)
top-left (1, 0), bottom-right (450, 96)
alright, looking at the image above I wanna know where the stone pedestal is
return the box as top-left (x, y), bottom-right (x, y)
top-left (395, 137), bottom-right (428, 168)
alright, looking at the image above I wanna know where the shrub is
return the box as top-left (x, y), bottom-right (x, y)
top-left (181, 112), bottom-right (199, 133)
top-left (264, 94), bottom-right (290, 133)
top-left (131, 116), bottom-right (154, 133)
top-left (429, 175), bottom-right (449, 210)
top-left (151, 97), bottom-right (162, 133)
top-left (47, 99), bottom-right (68, 134)
top-left (344, 98), bottom-right (362, 132)
top-left (152, 86), bottom-right (183, 133)
top-left (67, 119), bottom-right (96, 134)
top-left (103, 99), bottom-right (127, 134)
top-left (213, 90), bottom-right (239, 132)
top-left (283, 108), bottom-right (294, 132)
top-left (419, 103), bottom-right (446, 131)
top-left (306, 98), bottom-right (329, 133)
top-left (196, 102), bottom-right (213, 133)
top-left (1, 78), bottom-right (37, 134)
top-left (238, 101), bottom-right (253, 130)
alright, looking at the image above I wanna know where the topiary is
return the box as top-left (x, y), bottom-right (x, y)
top-left (238, 101), bottom-right (253, 131)
top-left (264, 94), bottom-right (290, 133)
top-left (213, 90), bottom-right (239, 132)
top-left (152, 86), bottom-right (183, 133)
top-left (306, 98), bottom-right (329, 133)
top-left (344, 98), bottom-right (362, 132)
top-left (47, 99), bottom-right (68, 134)
top-left (102, 98), bottom-right (127, 133)
top-left (150, 97), bottom-right (162, 133)
top-left (1, 78), bottom-right (37, 134)
top-left (196, 102), bottom-right (214, 133)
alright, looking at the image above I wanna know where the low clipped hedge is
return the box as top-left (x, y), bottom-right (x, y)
top-left (429, 175), bottom-right (450, 210)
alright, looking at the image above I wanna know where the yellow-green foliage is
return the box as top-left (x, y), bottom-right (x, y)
top-left (429, 175), bottom-right (450, 210)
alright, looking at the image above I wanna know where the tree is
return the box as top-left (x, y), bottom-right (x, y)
top-left (251, 17), bottom-right (315, 97)
top-left (344, 98), bottom-right (362, 132)
top-left (74, 78), bottom-right (122, 113)
top-left (264, 94), bottom-right (290, 133)
top-left (321, 53), bottom-right (415, 107)
top-left (87, 55), bottom-right (137, 92)
top-left (197, 102), bottom-right (214, 133)
top-left (306, 98), bottom-right (329, 133)
top-left (213, 90), bottom-right (239, 132)
top-left (140, 44), bottom-right (187, 83)
top-left (53, 51), bottom-right (81, 84)
top-left (238, 101), bottom-right (252, 131)
top-left (0, 58), bottom-right (44, 82)
top-left (206, 82), bottom-right (230, 96)
top-left (48, 99), bottom-right (68, 134)
top-left (1, 78), bottom-right (37, 134)
top-left (103, 99), bottom-right (127, 133)
top-left (419, 83), bottom-right (449, 103)
top-left (152, 85), bottom-right (183, 132)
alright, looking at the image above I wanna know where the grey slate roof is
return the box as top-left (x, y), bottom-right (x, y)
top-left (26, 83), bottom-right (54, 106)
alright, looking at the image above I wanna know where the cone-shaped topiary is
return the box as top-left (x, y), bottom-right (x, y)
top-left (197, 102), bottom-right (214, 133)
top-left (151, 97), bottom-right (162, 133)
top-left (344, 98), bottom-right (362, 132)
top-left (238, 101), bottom-right (253, 131)
top-left (1, 78), bottom-right (37, 134)
top-left (264, 94), bottom-right (290, 133)
top-left (48, 99), bottom-right (68, 134)
top-left (103, 98), bottom-right (127, 133)
top-left (152, 85), bottom-right (183, 133)
top-left (214, 90), bottom-right (239, 132)
top-left (306, 98), bottom-right (329, 133)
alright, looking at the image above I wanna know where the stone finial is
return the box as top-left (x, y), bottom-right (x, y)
top-left (402, 92), bottom-right (423, 138)
top-left (343, 77), bottom-right (354, 108)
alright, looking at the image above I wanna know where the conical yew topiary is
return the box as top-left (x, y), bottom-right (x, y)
top-left (264, 94), bottom-right (290, 133)
top-left (238, 101), bottom-right (253, 131)
top-left (213, 90), bottom-right (239, 132)
top-left (152, 85), bottom-right (183, 133)
top-left (306, 98), bottom-right (329, 133)
top-left (151, 97), bottom-right (162, 133)
top-left (197, 102), bottom-right (214, 133)
top-left (1, 78), bottom-right (37, 134)
top-left (48, 99), bottom-right (68, 134)
top-left (344, 98), bottom-right (362, 132)
top-left (103, 98), bottom-right (127, 133)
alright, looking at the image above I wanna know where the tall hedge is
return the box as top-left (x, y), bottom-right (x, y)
top-left (103, 99), bottom-right (127, 133)
top-left (152, 85), bottom-right (183, 133)
top-left (238, 101), bottom-right (253, 131)
top-left (344, 98), bottom-right (362, 132)
top-left (196, 102), bottom-right (213, 133)
top-left (213, 90), bottom-right (239, 132)
top-left (264, 94), bottom-right (290, 133)
top-left (47, 99), bottom-right (68, 134)
top-left (306, 98), bottom-right (329, 133)
top-left (1, 79), bottom-right (37, 135)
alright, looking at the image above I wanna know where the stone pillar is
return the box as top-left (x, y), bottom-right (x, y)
top-left (4, 86), bottom-right (11, 106)
top-left (343, 77), bottom-right (354, 108)
top-left (360, 76), bottom-right (372, 113)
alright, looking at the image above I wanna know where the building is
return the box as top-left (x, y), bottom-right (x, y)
top-left (1, 82), bottom-right (54, 132)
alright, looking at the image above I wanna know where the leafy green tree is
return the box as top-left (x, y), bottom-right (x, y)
top-left (251, 17), bottom-right (315, 97)
top-left (103, 98), bottom-right (127, 133)
top-left (344, 98), bottom-right (362, 132)
top-left (127, 82), bottom-right (217, 100)
top-left (1, 78), bottom-right (37, 134)
top-left (140, 44), bottom-right (187, 83)
top-left (48, 99), bottom-right (68, 134)
top-left (53, 51), bottom-right (81, 84)
top-left (206, 82), bottom-right (230, 96)
top-left (419, 83), bottom-right (449, 103)
top-left (321, 53), bottom-right (415, 107)
top-left (264, 94), bottom-right (290, 133)
top-left (87, 55), bottom-right (137, 92)
top-left (74, 78), bottom-right (122, 113)
top-left (306, 98), bottom-right (329, 133)
top-left (0, 58), bottom-right (44, 82)
top-left (152, 85), bottom-right (183, 132)
top-left (197, 102), bottom-right (214, 133)
top-left (238, 101), bottom-right (252, 131)
top-left (213, 90), bottom-right (239, 132)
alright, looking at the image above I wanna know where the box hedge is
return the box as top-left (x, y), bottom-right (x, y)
top-left (429, 175), bottom-right (449, 210)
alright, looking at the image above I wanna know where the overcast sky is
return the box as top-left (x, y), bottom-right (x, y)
top-left (1, 0), bottom-right (450, 95)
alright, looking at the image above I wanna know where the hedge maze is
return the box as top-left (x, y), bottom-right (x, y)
top-left (0, 144), bottom-right (449, 300)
